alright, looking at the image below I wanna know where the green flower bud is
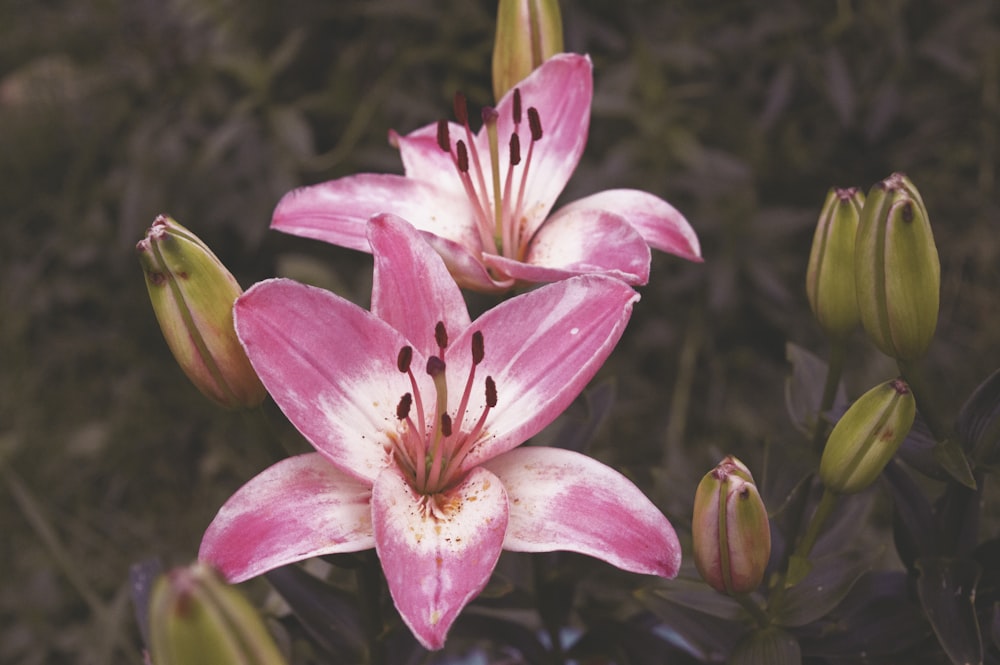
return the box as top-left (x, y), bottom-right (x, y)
top-left (137, 215), bottom-right (266, 410)
top-left (820, 378), bottom-right (916, 494)
top-left (855, 173), bottom-right (940, 361)
top-left (492, 0), bottom-right (564, 101)
top-left (806, 187), bottom-right (863, 338)
top-left (693, 456), bottom-right (771, 595)
top-left (148, 562), bottom-right (288, 665)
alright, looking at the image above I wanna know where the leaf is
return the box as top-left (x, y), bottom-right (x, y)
top-left (772, 549), bottom-right (875, 627)
top-left (883, 459), bottom-right (943, 570)
top-left (568, 615), bottom-right (703, 665)
top-left (128, 558), bottom-right (164, 651)
top-left (956, 366), bottom-right (1000, 465)
top-left (730, 626), bottom-right (802, 665)
top-left (915, 557), bottom-right (983, 665)
top-left (264, 565), bottom-right (364, 660)
top-left (639, 578), bottom-right (745, 621)
top-left (784, 343), bottom-right (846, 436)
top-left (635, 587), bottom-right (742, 661)
top-left (897, 413), bottom-right (950, 481)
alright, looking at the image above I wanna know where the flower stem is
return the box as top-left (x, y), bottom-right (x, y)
top-left (811, 337), bottom-right (846, 452)
top-left (793, 487), bottom-right (838, 562)
top-left (733, 592), bottom-right (770, 629)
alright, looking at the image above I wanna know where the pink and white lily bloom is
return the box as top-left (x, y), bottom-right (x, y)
top-left (199, 215), bottom-right (681, 649)
top-left (271, 53), bottom-right (701, 292)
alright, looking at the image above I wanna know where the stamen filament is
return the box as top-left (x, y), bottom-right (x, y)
top-left (483, 107), bottom-right (504, 252)
top-left (449, 378), bottom-right (496, 472)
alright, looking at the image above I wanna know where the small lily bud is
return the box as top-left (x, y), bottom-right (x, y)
top-left (492, 0), bottom-right (564, 101)
top-left (855, 173), bottom-right (940, 361)
top-left (693, 456), bottom-right (771, 595)
top-left (806, 187), bottom-right (863, 338)
top-left (820, 378), bottom-right (916, 494)
top-left (148, 562), bottom-right (288, 665)
top-left (137, 215), bottom-right (266, 410)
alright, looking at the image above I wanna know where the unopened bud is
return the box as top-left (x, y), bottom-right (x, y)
top-left (692, 456), bottom-right (771, 595)
top-left (137, 215), bottom-right (266, 410)
top-left (855, 173), bottom-right (940, 361)
top-left (492, 0), bottom-right (564, 101)
top-left (820, 378), bottom-right (916, 494)
top-left (148, 562), bottom-right (287, 665)
top-left (806, 187), bottom-right (863, 338)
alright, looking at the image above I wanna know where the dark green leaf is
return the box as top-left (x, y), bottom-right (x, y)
top-left (639, 578), bottom-right (745, 621)
top-left (915, 557), bottom-right (983, 665)
top-left (772, 549), bottom-right (874, 627)
top-left (883, 460), bottom-right (943, 570)
top-left (636, 586), bottom-right (742, 660)
top-left (785, 343), bottom-right (845, 436)
top-left (957, 367), bottom-right (1000, 465)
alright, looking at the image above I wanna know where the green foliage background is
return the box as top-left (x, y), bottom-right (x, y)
top-left (1, 0), bottom-right (998, 662)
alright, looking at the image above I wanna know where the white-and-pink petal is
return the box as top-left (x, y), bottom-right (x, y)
top-left (550, 189), bottom-right (702, 262)
top-left (235, 278), bottom-right (426, 484)
top-left (200, 453), bottom-right (375, 583)
top-left (372, 465), bottom-right (509, 650)
top-left (447, 275), bottom-right (639, 470)
top-left (484, 446), bottom-right (681, 578)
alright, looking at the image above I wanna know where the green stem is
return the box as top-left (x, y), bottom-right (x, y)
top-left (811, 338), bottom-right (847, 452)
top-left (793, 488), bottom-right (838, 561)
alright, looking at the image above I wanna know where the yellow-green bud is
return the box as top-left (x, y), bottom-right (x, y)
top-left (148, 562), bottom-right (288, 665)
top-left (137, 215), bottom-right (266, 410)
top-left (692, 456), bottom-right (771, 595)
top-left (855, 173), bottom-right (940, 361)
top-left (806, 187), bottom-right (863, 338)
top-left (492, 0), bottom-right (564, 101)
top-left (820, 378), bottom-right (916, 494)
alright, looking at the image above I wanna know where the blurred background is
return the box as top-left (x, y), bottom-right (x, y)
top-left (1, 0), bottom-right (998, 662)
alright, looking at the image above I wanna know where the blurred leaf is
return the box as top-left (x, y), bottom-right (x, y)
top-left (568, 615), bottom-right (703, 665)
top-left (448, 612), bottom-right (549, 665)
top-left (128, 558), bottom-right (164, 651)
top-left (264, 565), bottom-right (364, 661)
top-left (731, 626), bottom-right (801, 665)
top-left (897, 413), bottom-right (950, 481)
top-left (823, 47), bottom-right (855, 127)
top-left (772, 548), bottom-right (875, 627)
top-left (784, 343), bottom-right (846, 437)
top-left (915, 557), bottom-right (983, 665)
top-left (534, 378), bottom-right (616, 453)
top-left (883, 460), bottom-right (943, 571)
top-left (635, 586), bottom-right (742, 661)
top-left (956, 366), bottom-right (1000, 465)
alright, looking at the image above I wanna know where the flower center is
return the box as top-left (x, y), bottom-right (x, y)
top-left (436, 88), bottom-right (544, 261)
top-left (392, 323), bottom-right (497, 496)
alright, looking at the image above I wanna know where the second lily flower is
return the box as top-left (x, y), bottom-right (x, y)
top-left (199, 215), bottom-right (681, 650)
top-left (271, 53), bottom-right (701, 292)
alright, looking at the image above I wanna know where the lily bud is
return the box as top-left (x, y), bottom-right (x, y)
top-left (806, 187), bottom-right (863, 338)
top-left (148, 562), bottom-right (288, 665)
top-left (855, 173), bottom-right (940, 361)
top-left (137, 215), bottom-right (266, 410)
top-left (692, 456), bottom-right (771, 595)
top-left (492, 0), bottom-right (564, 101)
top-left (820, 378), bottom-right (916, 494)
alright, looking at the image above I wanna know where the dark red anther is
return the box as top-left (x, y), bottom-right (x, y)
top-left (509, 134), bottom-right (521, 166)
top-left (471, 331), bottom-right (484, 365)
top-left (456, 140), bottom-right (469, 172)
top-left (512, 88), bottom-right (522, 124)
top-left (440, 413), bottom-right (453, 437)
top-left (436, 120), bottom-right (451, 152)
top-left (434, 321), bottom-right (448, 349)
top-left (396, 393), bottom-right (413, 420)
top-left (485, 376), bottom-right (497, 407)
top-left (426, 355), bottom-right (446, 377)
top-left (528, 107), bottom-right (542, 141)
top-left (453, 92), bottom-right (469, 125)
top-left (397, 346), bottom-right (413, 373)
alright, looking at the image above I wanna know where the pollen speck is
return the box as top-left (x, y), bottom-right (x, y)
top-left (570, 327), bottom-right (579, 335)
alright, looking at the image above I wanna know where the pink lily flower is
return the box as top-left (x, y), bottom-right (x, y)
top-left (199, 215), bottom-right (681, 650)
top-left (271, 53), bottom-right (701, 292)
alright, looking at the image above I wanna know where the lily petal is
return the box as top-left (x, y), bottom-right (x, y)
top-left (484, 446), bottom-right (681, 578)
top-left (487, 53), bottom-right (593, 240)
top-left (368, 214), bottom-right (471, 356)
top-left (392, 122), bottom-right (468, 199)
top-left (448, 275), bottom-right (638, 469)
top-left (235, 278), bottom-right (427, 483)
top-left (419, 231), bottom-right (516, 293)
top-left (199, 453), bottom-right (375, 583)
top-left (551, 189), bottom-right (703, 262)
top-left (481, 208), bottom-right (651, 285)
top-left (271, 173), bottom-right (478, 251)
top-left (372, 465), bottom-right (508, 650)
